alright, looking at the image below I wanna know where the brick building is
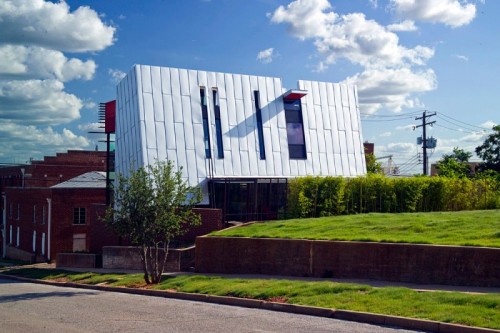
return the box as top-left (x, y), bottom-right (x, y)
top-left (2, 172), bottom-right (120, 262)
top-left (1, 151), bottom-right (110, 261)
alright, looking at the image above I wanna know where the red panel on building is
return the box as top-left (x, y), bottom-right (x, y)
top-left (105, 100), bottom-right (116, 133)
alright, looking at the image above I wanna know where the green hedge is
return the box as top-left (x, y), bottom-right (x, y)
top-left (287, 175), bottom-right (500, 218)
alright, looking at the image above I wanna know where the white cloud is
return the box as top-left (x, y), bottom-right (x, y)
top-left (0, 79), bottom-right (82, 125)
top-left (270, 0), bottom-right (437, 113)
top-left (390, 0), bottom-right (477, 28)
top-left (108, 68), bottom-right (126, 84)
top-left (0, 0), bottom-right (116, 52)
top-left (396, 124), bottom-right (416, 131)
top-left (380, 131), bottom-right (392, 137)
top-left (0, 45), bottom-right (96, 81)
top-left (387, 20), bottom-right (417, 32)
top-left (256, 48), bottom-right (276, 64)
top-left (453, 54), bottom-right (469, 61)
top-left (0, 122), bottom-right (90, 161)
top-left (0, 1), bottom-right (116, 162)
top-left (78, 122), bottom-right (101, 132)
top-left (480, 120), bottom-right (497, 129)
top-left (343, 67), bottom-right (436, 113)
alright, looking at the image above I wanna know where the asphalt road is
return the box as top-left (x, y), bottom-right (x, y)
top-left (0, 278), bottom-right (425, 333)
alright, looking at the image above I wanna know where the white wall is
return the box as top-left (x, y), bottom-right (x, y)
top-left (116, 65), bottom-right (366, 203)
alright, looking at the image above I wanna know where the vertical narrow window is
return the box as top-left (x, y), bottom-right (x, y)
top-left (8, 203), bottom-right (12, 219)
top-left (200, 88), bottom-right (212, 158)
top-left (254, 91), bottom-right (266, 160)
top-left (16, 227), bottom-right (20, 247)
top-left (33, 205), bottom-right (36, 223)
top-left (284, 99), bottom-right (306, 159)
top-left (9, 225), bottom-right (12, 244)
top-left (16, 203), bottom-right (20, 220)
top-left (212, 89), bottom-right (224, 158)
top-left (42, 233), bottom-right (46, 255)
top-left (73, 208), bottom-right (86, 225)
top-left (32, 231), bottom-right (36, 252)
top-left (42, 206), bottom-right (46, 224)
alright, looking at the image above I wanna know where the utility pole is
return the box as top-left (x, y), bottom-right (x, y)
top-left (415, 111), bottom-right (436, 175)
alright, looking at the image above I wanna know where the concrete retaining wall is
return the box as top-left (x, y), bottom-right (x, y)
top-left (103, 246), bottom-right (195, 272)
top-left (56, 253), bottom-right (101, 268)
top-left (195, 237), bottom-right (500, 287)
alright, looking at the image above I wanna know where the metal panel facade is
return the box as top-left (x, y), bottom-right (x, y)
top-left (116, 65), bottom-right (366, 202)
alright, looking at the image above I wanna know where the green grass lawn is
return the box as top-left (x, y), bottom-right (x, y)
top-left (2, 268), bottom-right (499, 329)
top-left (212, 210), bottom-right (500, 247)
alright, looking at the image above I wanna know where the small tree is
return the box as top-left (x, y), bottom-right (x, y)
top-left (365, 153), bottom-right (383, 174)
top-left (104, 160), bottom-right (202, 284)
top-left (436, 147), bottom-right (473, 178)
top-left (476, 125), bottom-right (500, 172)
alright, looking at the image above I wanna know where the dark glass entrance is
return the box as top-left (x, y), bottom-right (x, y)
top-left (210, 178), bottom-right (288, 222)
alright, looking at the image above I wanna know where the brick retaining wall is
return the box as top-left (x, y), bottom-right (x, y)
top-left (195, 237), bottom-right (500, 287)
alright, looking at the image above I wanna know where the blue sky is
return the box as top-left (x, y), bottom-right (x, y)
top-left (0, 0), bottom-right (497, 175)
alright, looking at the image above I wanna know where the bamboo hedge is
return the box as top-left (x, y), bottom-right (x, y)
top-left (287, 175), bottom-right (500, 218)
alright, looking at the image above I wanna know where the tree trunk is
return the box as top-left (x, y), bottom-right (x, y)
top-left (139, 245), bottom-right (151, 284)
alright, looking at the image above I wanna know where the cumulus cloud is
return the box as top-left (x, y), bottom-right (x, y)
top-left (0, 45), bottom-right (96, 81)
top-left (343, 67), bottom-right (436, 113)
top-left (108, 68), bottom-right (126, 84)
top-left (256, 48), bottom-right (276, 64)
top-left (0, 0), bottom-right (116, 161)
top-left (0, 122), bottom-right (89, 162)
top-left (0, 79), bottom-right (82, 124)
top-left (0, 0), bottom-right (116, 52)
top-left (269, 0), bottom-right (437, 113)
top-left (390, 0), bottom-right (477, 28)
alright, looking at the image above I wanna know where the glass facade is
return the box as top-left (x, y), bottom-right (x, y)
top-left (284, 100), bottom-right (306, 159)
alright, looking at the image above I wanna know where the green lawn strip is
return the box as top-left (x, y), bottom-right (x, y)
top-left (212, 210), bottom-right (500, 247)
top-left (153, 275), bottom-right (499, 329)
top-left (3, 269), bottom-right (499, 329)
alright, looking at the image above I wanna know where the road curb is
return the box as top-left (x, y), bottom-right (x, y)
top-left (1, 273), bottom-right (498, 333)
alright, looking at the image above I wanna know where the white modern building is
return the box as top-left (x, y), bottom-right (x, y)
top-left (115, 65), bottom-right (366, 221)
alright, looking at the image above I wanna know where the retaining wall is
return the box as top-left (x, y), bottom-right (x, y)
top-left (56, 253), bottom-right (102, 268)
top-left (102, 246), bottom-right (195, 272)
top-left (195, 237), bottom-right (500, 287)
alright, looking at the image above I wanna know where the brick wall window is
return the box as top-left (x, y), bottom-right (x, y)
top-left (16, 203), bottom-right (20, 220)
top-left (33, 205), bottom-right (36, 223)
top-left (73, 207), bottom-right (86, 225)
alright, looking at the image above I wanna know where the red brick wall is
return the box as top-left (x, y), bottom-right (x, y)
top-left (195, 237), bottom-right (500, 287)
top-left (3, 186), bottom-right (112, 262)
top-left (0, 150), bottom-right (107, 192)
top-left (176, 208), bottom-right (223, 242)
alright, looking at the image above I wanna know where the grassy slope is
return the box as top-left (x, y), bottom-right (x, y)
top-left (2, 268), bottom-right (499, 329)
top-left (212, 210), bottom-right (500, 247)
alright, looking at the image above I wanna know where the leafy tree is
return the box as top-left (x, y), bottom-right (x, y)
top-left (436, 147), bottom-right (473, 178)
top-left (476, 125), bottom-right (500, 172)
top-left (365, 153), bottom-right (383, 174)
top-left (104, 160), bottom-right (202, 284)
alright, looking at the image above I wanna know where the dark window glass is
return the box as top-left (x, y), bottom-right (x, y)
top-left (213, 90), bottom-right (224, 158)
top-left (289, 145), bottom-right (307, 159)
top-left (73, 208), bottom-right (86, 225)
top-left (254, 91), bottom-right (266, 160)
top-left (284, 98), bottom-right (307, 159)
top-left (200, 88), bottom-right (211, 158)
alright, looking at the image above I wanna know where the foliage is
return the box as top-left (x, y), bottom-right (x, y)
top-left (476, 125), bottom-right (500, 172)
top-left (436, 147), bottom-right (473, 178)
top-left (104, 160), bottom-right (201, 284)
top-left (365, 153), bottom-right (383, 174)
top-left (287, 175), bottom-right (500, 217)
